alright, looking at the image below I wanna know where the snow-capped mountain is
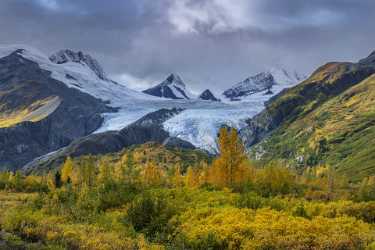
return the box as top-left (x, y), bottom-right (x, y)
top-left (143, 74), bottom-right (194, 99)
top-left (223, 69), bottom-right (305, 101)
top-left (0, 46), bottom-right (149, 106)
top-left (198, 89), bottom-right (220, 102)
top-left (223, 72), bottom-right (275, 100)
top-left (0, 45), bottom-right (309, 169)
top-left (50, 49), bottom-right (108, 80)
top-left (0, 45), bottom-right (119, 170)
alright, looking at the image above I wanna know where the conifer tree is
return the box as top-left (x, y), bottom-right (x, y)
top-left (54, 171), bottom-right (62, 188)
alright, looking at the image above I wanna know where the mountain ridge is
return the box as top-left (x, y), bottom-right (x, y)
top-left (240, 51), bottom-right (375, 181)
top-left (50, 49), bottom-right (108, 81)
top-left (222, 68), bottom-right (304, 101)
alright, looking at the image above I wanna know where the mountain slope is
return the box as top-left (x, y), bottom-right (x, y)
top-left (241, 52), bottom-right (375, 181)
top-left (0, 49), bottom-right (113, 171)
top-left (143, 74), bottom-right (193, 99)
top-left (23, 108), bottom-right (197, 173)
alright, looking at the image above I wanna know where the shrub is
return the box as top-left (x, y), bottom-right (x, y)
top-left (174, 207), bottom-right (375, 250)
top-left (236, 192), bottom-right (265, 209)
top-left (292, 203), bottom-right (310, 219)
top-left (127, 190), bottom-right (177, 241)
top-left (2, 208), bottom-right (43, 241)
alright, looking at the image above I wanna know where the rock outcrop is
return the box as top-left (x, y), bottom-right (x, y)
top-left (50, 49), bottom-right (108, 80)
top-left (198, 89), bottom-right (220, 101)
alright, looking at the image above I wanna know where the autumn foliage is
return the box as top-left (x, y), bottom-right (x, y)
top-left (0, 131), bottom-right (375, 249)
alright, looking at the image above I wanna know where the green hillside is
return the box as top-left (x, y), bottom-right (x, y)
top-left (252, 73), bottom-right (375, 181)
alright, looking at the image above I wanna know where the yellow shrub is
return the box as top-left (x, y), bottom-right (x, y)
top-left (175, 207), bottom-right (375, 250)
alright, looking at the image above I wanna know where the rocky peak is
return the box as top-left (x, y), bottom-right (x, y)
top-left (223, 72), bottom-right (276, 99)
top-left (49, 49), bottom-right (107, 80)
top-left (162, 73), bottom-right (186, 88)
top-left (143, 73), bottom-right (192, 99)
top-left (199, 89), bottom-right (220, 101)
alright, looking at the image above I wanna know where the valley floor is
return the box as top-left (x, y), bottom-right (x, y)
top-left (1, 130), bottom-right (375, 249)
top-left (0, 188), bottom-right (374, 250)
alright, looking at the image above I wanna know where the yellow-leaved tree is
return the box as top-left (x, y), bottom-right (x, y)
top-left (142, 161), bottom-right (163, 187)
top-left (209, 127), bottom-right (251, 189)
top-left (76, 156), bottom-right (96, 188)
top-left (61, 157), bottom-right (74, 184)
top-left (171, 164), bottom-right (184, 188)
top-left (97, 156), bottom-right (113, 186)
top-left (185, 166), bottom-right (199, 188)
top-left (115, 151), bottom-right (139, 185)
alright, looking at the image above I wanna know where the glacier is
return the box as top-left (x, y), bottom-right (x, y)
top-left (0, 45), bottom-right (304, 153)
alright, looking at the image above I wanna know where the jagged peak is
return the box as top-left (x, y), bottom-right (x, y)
top-left (50, 49), bottom-right (107, 80)
top-left (222, 68), bottom-right (304, 100)
top-left (243, 72), bottom-right (274, 83)
top-left (143, 73), bottom-right (193, 99)
top-left (161, 73), bottom-right (185, 88)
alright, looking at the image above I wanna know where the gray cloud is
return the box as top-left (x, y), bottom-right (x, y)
top-left (0, 0), bottom-right (374, 92)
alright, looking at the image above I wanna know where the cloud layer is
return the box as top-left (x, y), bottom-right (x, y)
top-left (1, 0), bottom-right (375, 92)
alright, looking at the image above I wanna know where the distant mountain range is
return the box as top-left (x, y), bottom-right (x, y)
top-left (142, 69), bottom-right (305, 102)
top-left (1, 45), bottom-right (299, 170)
top-left (142, 75), bottom-right (222, 102)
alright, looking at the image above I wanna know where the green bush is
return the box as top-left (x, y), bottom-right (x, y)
top-left (292, 203), bottom-right (310, 219)
top-left (2, 208), bottom-right (42, 241)
top-left (127, 190), bottom-right (177, 241)
top-left (236, 192), bottom-right (265, 209)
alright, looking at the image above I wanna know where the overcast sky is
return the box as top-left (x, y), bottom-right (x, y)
top-left (1, 0), bottom-right (375, 92)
